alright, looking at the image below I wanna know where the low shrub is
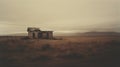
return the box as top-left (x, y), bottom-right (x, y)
top-left (57, 52), bottom-right (84, 59)
top-left (41, 44), bottom-right (53, 51)
top-left (30, 55), bottom-right (51, 62)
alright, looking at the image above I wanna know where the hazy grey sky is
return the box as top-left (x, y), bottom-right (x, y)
top-left (0, 0), bottom-right (120, 35)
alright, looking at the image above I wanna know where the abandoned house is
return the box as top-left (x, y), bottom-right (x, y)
top-left (27, 27), bottom-right (53, 39)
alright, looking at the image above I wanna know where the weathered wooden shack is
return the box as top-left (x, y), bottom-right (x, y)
top-left (27, 27), bottom-right (53, 39)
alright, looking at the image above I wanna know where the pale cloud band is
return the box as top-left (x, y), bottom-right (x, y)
top-left (0, 0), bottom-right (120, 35)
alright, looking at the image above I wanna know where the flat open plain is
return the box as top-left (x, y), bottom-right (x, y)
top-left (0, 36), bottom-right (120, 67)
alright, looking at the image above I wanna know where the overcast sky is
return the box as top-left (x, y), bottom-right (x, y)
top-left (0, 0), bottom-right (120, 35)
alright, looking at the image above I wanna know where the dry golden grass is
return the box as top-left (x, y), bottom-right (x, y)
top-left (0, 36), bottom-right (120, 67)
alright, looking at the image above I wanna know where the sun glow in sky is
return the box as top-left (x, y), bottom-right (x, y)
top-left (0, 0), bottom-right (120, 35)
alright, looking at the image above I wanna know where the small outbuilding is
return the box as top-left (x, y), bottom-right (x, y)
top-left (27, 27), bottom-right (53, 39)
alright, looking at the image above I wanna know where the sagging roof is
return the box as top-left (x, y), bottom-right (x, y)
top-left (27, 27), bottom-right (41, 32)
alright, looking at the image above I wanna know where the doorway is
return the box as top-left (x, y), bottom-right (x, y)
top-left (33, 33), bottom-right (35, 38)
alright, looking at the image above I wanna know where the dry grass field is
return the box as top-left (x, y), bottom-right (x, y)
top-left (0, 36), bottom-right (120, 67)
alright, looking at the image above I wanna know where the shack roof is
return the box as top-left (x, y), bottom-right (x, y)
top-left (27, 27), bottom-right (41, 32)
